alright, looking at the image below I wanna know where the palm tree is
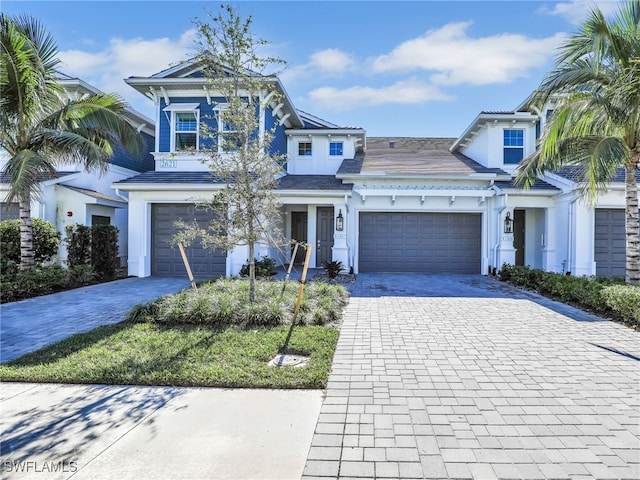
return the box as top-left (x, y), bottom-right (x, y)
top-left (0, 14), bottom-right (143, 271)
top-left (516, 0), bottom-right (640, 285)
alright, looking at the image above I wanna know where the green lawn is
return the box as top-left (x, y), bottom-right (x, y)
top-left (0, 323), bottom-right (339, 388)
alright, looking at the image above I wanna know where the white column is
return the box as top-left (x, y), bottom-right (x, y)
top-left (542, 206), bottom-right (556, 272)
top-left (498, 208), bottom-right (516, 267)
top-left (332, 203), bottom-right (349, 268)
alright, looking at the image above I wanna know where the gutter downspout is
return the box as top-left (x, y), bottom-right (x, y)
top-left (343, 194), bottom-right (354, 273)
top-left (114, 188), bottom-right (129, 203)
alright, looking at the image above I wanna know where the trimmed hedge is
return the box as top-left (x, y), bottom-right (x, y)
top-left (601, 285), bottom-right (640, 326)
top-left (66, 224), bottom-right (120, 279)
top-left (498, 263), bottom-right (638, 328)
top-left (0, 264), bottom-right (96, 303)
top-left (0, 218), bottom-right (61, 271)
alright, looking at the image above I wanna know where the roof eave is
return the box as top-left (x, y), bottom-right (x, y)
top-left (336, 172), bottom-right (511, 181)
top-left (451, 113), bottom-right (539, 152)
top-left (59, 77), bottom-right (155, 131)
top-left (125, 76), bottom-right (304, 129)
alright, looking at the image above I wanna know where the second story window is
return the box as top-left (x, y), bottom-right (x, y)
top-left (503, 129), bottom-right (524, 164)
top-left (298, 141), bottom-right (312, 156)
top-left (329, 141), bottom-right (343, 156)
top-left (215, 105), bottom-right (240, 153)
top-left (174, 112), bottom-right (198, 151)
top-left (164, 103), bottom-right (200, 152)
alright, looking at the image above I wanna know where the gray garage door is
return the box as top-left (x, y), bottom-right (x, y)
top-left (359, 212), bottom-right (481, 273)
top-left (151, 204), bottom-right (226, 279)
top-left (595, 209), bottom-right (625, 277)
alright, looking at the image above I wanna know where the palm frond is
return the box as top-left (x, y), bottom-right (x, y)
top-left (2, 149), bottom-right (57, 202)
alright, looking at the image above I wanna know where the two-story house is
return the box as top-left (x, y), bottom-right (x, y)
top-left (114, 60), bottom-right (636, 279)
top-left (0, 75), bottom-right (155, 267)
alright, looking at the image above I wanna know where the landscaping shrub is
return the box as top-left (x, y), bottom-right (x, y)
top-left (321, 260), bottom-right (345, 279)
top-left (239, 256), bottom-right (277, 278)
top-left (1, 264), bottom-right (67, 302)
top-left (66, 224), bottom-right (120, 279)
top-left (0, 218), bottom-right (61, 271)
top-left (65, 224), bottom-right (92, 267)
top-left (141, 278), bottom-right (348, 327)
top-left (91, 225), bottom-right (119, 279)
top-left (601, 285), bottom-right (640, 327)
top-left (498, 263), bottom-right (635, 327)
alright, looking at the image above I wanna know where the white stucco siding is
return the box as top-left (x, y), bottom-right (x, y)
top-left (460, 129), bottom-right (489, 166)
top-left (463, 122), bottom-right (537, 171)
top-left (287, 135), bottom-right (357, 175)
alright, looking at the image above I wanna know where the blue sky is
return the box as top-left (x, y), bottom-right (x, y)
top-left (4, 1), bottom-right (623, 137)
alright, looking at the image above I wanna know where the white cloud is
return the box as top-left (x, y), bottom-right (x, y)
top-left (57, 29), bottom-right (197, 116)
top-left (307, 78), bottom-right (452, 111)
top-left (541, 1), bottom-right (622, 24)
top-left (371, 22), bottom-right (565, 86)
top-left (281, 48), bottom-right (355, 82)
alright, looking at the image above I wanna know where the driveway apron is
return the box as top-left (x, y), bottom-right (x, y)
top-left (1, 277), bottom-right (190, 363)
top-left (302, 274), bottom-right (640, 480)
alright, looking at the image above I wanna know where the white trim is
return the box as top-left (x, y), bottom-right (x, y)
top-left (169, 109), bottom-right (200, 152)
top-left (163, 103), bottom-right (200, 112)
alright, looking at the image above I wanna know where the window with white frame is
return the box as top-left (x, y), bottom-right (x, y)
top-left (215, 105), bottom-right (239, 152)
top-left (298, 141), bottom-right (312, 156)
top-left (329, 141), bottom-right (343, 156)
top-left (174, 112), bottom-right (198, 151)
top-left (503, 129), bottom-right (524, 164)
top-left (164, 103), bottom-right (200, 152)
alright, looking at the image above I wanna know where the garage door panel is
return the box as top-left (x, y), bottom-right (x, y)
top-left (152, 204), bottom-right (226, 279)
top-left (359, 212), bottom-right (481, 273)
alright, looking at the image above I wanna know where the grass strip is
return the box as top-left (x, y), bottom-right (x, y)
top-left (0, 323), bottom-right (339, 389)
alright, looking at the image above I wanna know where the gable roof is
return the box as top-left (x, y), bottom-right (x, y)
top-left (125, 58), bottom-right (304, 129)
top-left (57, 75), bottom-right (154, 136)
top-left (451, 111), bottom-right (539, 152)
top-left (338, 137), bottom-right (510, 179)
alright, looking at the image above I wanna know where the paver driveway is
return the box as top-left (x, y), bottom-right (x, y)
top-left (303, 274), bottom-right (640, 480)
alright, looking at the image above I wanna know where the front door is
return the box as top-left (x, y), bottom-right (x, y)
top-left (291, 211), bottom-right (308, 264)
top-left (514, 209), bottom-right (526, 266)
top-left (316, 207), bottom-right (334, 266)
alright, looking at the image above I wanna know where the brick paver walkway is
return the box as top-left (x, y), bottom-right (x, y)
top-left (302, 275), bottom-right (640, 480)
top-left (1, 277), bottom-right (189, 363)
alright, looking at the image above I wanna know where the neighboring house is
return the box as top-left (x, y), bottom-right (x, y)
top-left (114, 60), bottom-right (638, 279)
top-left (0, 75), bottom-right (155, 267)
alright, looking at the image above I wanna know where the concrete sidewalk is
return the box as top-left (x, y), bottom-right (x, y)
top-left (1, 382), bottom-right (322, 480)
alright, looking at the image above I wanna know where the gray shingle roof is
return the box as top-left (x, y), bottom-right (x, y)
top-left (115, 171), bottom-right (351, 191)
top-left (0, 171), bottom-right (78, 184)
top-left (343, 137), bottom-right (508, 177)
top-left (494, 179), bottom-right (561, 191)
top-left (116, 171), bottom-right (225, 184)
top-left (276, 175), bottom-right (352, 191)
top-left (62, 185), bottom-right (127, 204)
top-left (555, 165), bottom-right (640, 183)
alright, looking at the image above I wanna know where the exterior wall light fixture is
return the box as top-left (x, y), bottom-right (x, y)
top-left (504, 211), bottom-right (513, 234)
top-left (336, 210), bottom-right (344, 231)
